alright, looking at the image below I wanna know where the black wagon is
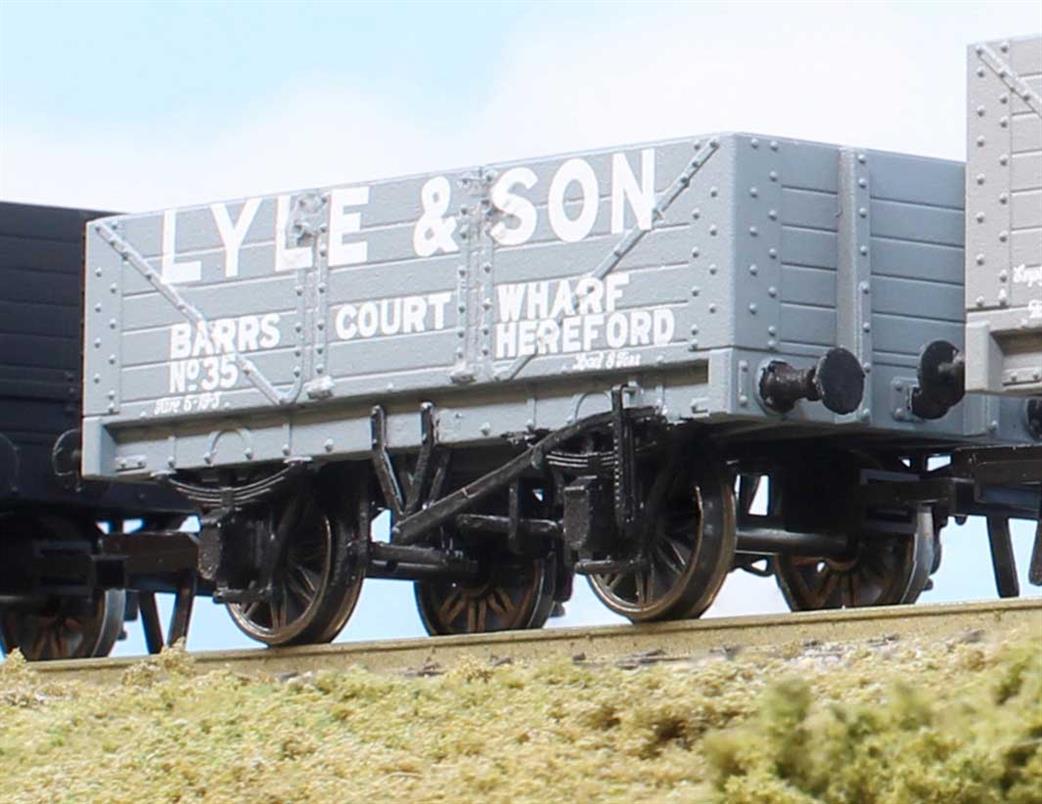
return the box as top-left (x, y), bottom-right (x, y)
top-left (1, 202), bottom-right (193, 660)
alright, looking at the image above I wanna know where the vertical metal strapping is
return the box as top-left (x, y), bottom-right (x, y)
top-left (474, 171), bottom-right (497, 383)
top-left (450, 170), bottom-right (494, 385)
top-left (289, 190), bottom-right (332, 404)
top-left (837, 148), bottom-right (873, 422)
top-left (86, 221), bottom-right (126, 418)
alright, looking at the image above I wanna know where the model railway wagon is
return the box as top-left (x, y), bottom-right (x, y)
top-left (0, 202), bottom-right (194, 661)
top-left (78, 126), bottom-right (1041, 647)
top-left (956, 35), bottom-right (1042, 595)
top-left (965, 35), bottom-right (1042, 396)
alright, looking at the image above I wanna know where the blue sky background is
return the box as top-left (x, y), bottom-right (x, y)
top-left (1, 0), bottom-right (1040, 655)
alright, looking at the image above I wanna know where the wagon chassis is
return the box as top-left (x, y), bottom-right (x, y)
top-left (4, 391), bottom-right (1038, 655)
top-left (3, 378), bottom-right (1032, 658)
top-left (372, 392), bottom-right (1041, 584)
top-left (170, 389), bottom-right (666, 591)
top-left (132, 380), bottom-right (1040, 646)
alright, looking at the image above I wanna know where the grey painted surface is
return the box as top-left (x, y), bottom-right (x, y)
top-left (965, 35), bottom-right (1042, 395)
top-left (82, 133), bottom-right (1037, 480)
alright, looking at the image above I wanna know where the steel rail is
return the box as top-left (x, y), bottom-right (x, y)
top-left (27, 598), bottom-right (1041, 685)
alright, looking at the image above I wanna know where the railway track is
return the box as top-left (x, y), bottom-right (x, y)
top-left (30, 597), bottom-right (1042, 685)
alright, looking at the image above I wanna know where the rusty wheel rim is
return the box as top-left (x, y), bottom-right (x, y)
top-left (775, 515), bottom-right (935, 611)
top-left (415, 558), bottom-right (555, 635)
top-left (772, 454), bottom-right (937, 611)
top-left (0, 589), bottom-right (125, 661)
top-left (227, 495), bottom-right (334, 646)
top-left (776, 544), bottom-right (905, 609)
top-left (590, 503), bottom-right (701, 614)
top-left (588, 460), bottom-right (736, 622)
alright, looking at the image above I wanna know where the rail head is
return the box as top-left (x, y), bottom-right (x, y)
top-left (26, 598), bottom-right (1042, 685)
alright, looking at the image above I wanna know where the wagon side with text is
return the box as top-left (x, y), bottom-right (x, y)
top-left (72, 131), bottom-right (1040, 646)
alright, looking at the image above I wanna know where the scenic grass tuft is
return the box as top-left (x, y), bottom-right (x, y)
top-left (0, 628), bottom-right (1039, 803)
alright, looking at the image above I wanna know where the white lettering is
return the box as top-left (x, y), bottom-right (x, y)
top-left (582, 314), bottom-right (604, 351)
top-left (336, 298), bottom-right (412, 338)
top-left (379, 298), bottom-right (402, 336)
top-left (211, 318), bottom-right (236, 354)
top-left (200, 356), bottom-right (221, 391)
top-left (161, 209), bottom-right (202, 284)
top-left (490, 167), bottom-right (538, 246)
top-left (237, 315), bottom-right (260, 352)
top-left (169, 361), bottom-right (189, 394)
top-left (562, 317), bottom-right (581, 352)
top-left (489, 272), bottom-right (675, 361)
top-left (550, 281), bottom-right (576, 318)
top-left (220, 355), bottom-right (236, 387)
top-left (210, 198), bottom-right (261, 278)
top-left (526, 281), bottom-right (550, 320)
top-left (333, 293), bottom-right (458, 341)
top-left (611, 149), bottom-right (655, 233)
top-left (259, 314), bottom-right (280, 349)
top-left (605, 313), bottom-right (627, 348)
top-left (548, 158), bottom-right (599, 243)
top-left (167, 314), bottom-right (281, 397)
top-left (653, 308), bottom-right (675, 344)
top-left (629, 310), bottom-right (652, 346)
top-left (402, 296), bottom-right (426, 334)
top-left (497, 283), bottom-right (526, 323)
top-left (170, 323), bottom-right (192, 359)
top-left (428, 292), bottom-right (451, 330)
top-left (413, 176), bottom-right (459, 256)
top-left (328, 187), bottom-right (369, 267)
top-left (576, 278), bottom-right (604, 314)
top-left (518, 320), bottom-right (537, 355)
top-left (335, 304), bottom-right (358, 340)
top-left (191, 322), bottom-right (215, 357)
top-left (170, 314), bottom-right (280, 361)
top-left (1012, 264), bottom-right (1042, 288)
top-left (154, 149), bottom-right (664, 289)
top-left (605, 273), bottom-right (629, 311)
top-left (536, 319), bottom-right (560, 354)
top-left (496, 322), bottom-right (517, 358)
top-left (357, 302), bottom-right (379, 338)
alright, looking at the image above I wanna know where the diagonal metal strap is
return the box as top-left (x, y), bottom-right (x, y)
top-left (502, 137), bottom-right (720, 381)
top-left (976, 42), bottom-right (1042, 118)
top-left (95, 222), bottom-right (285, 406)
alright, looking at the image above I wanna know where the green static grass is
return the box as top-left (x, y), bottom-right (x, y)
top-left (0, 628), bottom-right (1039, 803)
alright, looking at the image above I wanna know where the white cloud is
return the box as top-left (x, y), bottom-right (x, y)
top-left (4, 3), bottom-right (1040, 211)
top-left (1, 83), bottom-right (431, 211)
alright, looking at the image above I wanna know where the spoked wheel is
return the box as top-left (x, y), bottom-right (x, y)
top-left (226, 487), bottom-right (364, 647)
top-left (588, 459), bottom-right (737, 622)
top-left (0, 589), bottom-right (126, 661)
top-left (775, 516), bottom-right (935, 609)
top-left (773, 455), bottom-right (937, 610)
top-left (415, 556), bottom-right (557, 636)
top-left (0, 514), bottom-right (125, 661)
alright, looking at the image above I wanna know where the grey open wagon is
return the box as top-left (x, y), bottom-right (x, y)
top-left (79, 131), bottom-right (1041, 645)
